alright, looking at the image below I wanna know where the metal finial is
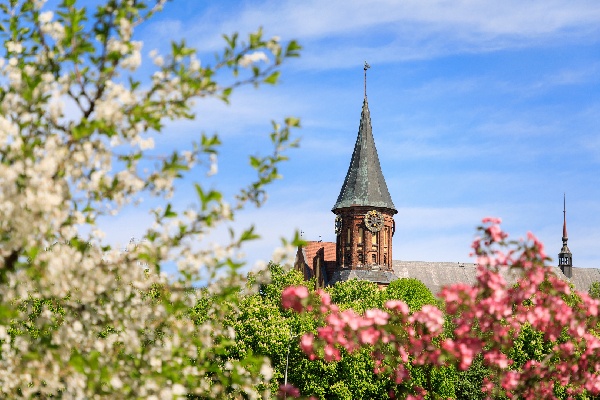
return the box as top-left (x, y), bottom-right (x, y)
top-left (364, 61), bottom-right (371, 98)
top-left (563, 193), bottom-right (567, 238)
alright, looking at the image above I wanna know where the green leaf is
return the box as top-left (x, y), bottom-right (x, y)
top-left (263, 71), bottom-right (280, 85)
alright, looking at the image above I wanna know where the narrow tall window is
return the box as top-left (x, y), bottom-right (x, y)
top-left (347, 227), bottom-right (351, 243)
top-left (358, 227), bottom-right (363, 244)
top-left (384, 228), bottom-right (388, 246)
top-left (372, 232), bottom-right (377, 244)
top-left (372, 254), bottom-right (376, 263)
top-left (315, 258), bottom-right (321, 288)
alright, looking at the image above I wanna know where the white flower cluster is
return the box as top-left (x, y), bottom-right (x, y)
top-left (239, 51), bottom-right (269, 68)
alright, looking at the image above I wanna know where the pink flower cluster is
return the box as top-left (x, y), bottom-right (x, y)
top-left (281, 218), bottom-right (600, 399)
top-left (281, 286), bottom-right (309, 313)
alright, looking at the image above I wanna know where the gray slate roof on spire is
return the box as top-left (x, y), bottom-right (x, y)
top-left (332, 98), bottom-right (397, 213)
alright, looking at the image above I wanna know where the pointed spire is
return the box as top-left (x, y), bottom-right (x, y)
top-left (559, 193), bottom-right (572, 278)
top-left (332, 96), bottom-right (396, 213)
top-left (563, 193), bottom-right (567, 238)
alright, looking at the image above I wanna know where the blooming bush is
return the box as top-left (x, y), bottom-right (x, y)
top-left (283, 219), bottom-right (600, 399)
top-left (0, 0), bottom-right (302, 398)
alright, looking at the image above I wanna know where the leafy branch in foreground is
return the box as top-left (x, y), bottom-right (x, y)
top-left (0, 0), bottom-right (302, 398)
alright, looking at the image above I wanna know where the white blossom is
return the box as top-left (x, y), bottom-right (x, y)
top-left (239, 51), bottom-right (269, 68)
top-left (39, 11), bottom-right (53, 24)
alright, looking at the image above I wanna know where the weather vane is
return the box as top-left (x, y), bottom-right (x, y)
top-left (364, 61), bottom-right (371, 98)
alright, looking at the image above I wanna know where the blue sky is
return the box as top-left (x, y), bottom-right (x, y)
top-left (99, 0), bottom-right (600, 271)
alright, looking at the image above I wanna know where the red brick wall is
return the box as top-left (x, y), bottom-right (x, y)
top-left (296, 241), bottom-right (336, 285)
top-left (333, 206), bottom-right (395, 272)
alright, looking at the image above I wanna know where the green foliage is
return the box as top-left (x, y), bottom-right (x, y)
top-left (454, 354), bottom-right (490, 400)
top-left (404, 363), bottom-right (457, 399)
top-left (326, 277), bottom-right (437, 315)
top-left (328, 279), bottom-right (385, 312)
top-left (386, 278), bottom-right (438, 313)
top-left (589, 281), bottom-right (600, 300)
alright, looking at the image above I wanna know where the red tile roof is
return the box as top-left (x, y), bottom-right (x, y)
top-left (301, 241), bottom-right (336, 282)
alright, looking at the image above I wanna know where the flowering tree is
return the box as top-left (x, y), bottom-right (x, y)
top-left (0, 0), bottom-right (302, 398)
top-left (283, 219), bottom-right (600, 399)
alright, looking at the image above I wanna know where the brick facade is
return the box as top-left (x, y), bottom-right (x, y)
top-left (333, 206), bottom-right (394, 272)
top-left (294, 241), bottom-right (336, 288)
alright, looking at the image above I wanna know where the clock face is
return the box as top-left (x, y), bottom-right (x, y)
top-left (364, 210), bottom-right (384, 233)
top-left (335, 216), bottom-right (342, 235)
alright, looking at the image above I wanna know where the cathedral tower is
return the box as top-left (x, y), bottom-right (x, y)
top-left (332, 70), bottom-right (397, 272)
top-left (558, 195), bottom-right (572, 278)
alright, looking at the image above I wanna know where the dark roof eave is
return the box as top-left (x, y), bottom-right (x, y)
top-left (332, 203), bottom-right (398, 214)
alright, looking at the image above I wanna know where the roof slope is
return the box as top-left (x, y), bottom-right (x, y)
top-left (391, 260), bottom-right (599, 295)
top-left (332, 98), bottom-right (396, 213)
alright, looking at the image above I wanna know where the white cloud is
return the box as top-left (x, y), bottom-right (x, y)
top-left (145, 0), bottom-right (600, 69)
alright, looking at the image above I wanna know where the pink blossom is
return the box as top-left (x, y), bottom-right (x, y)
top-left (385, 300), bottom-right (409, 315)
top-left (300, 333), bottom-right (314, 354)
top-left (281, 286), bottom-right (309, 313)
top-left (482, 217), bottom-right (502, 224)
top-left (365, 308), bottom-right (390, 325)
top-left (316, 289), bottom-right (331, 305)
top-left (278, 384), bottom-right (300, 398)
top-left (488, 224), bottom-right (504, 242)
top-left (286, 219), bottom-right (600, 399)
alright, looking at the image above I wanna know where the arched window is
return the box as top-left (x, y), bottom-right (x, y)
top-left (372, 254), bottom-right (376, 264)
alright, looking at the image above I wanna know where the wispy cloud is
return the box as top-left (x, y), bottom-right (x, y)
top-left (144, 0), bottom-right (600, 70)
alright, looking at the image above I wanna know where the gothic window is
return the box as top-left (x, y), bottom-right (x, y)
top-left (372, 232), bottom-right (377, 244)
top-left (372, 254), bottom-right (376, 264)
top-left (345, 252), bottom-right (351, 266)
top-left (347, 227), bottom-right (351, 243)
top-left (358, 252), bottom-right (363, 263)
top-left (384, 255), bottom-right (387, 265)
top-left (358, 227), bottom-right (363, 244)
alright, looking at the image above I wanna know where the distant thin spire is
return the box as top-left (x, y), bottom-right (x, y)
top-left (364, 61), bottom-right (370, 99)
top-left (563, 193), bottom-right (567, 238)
